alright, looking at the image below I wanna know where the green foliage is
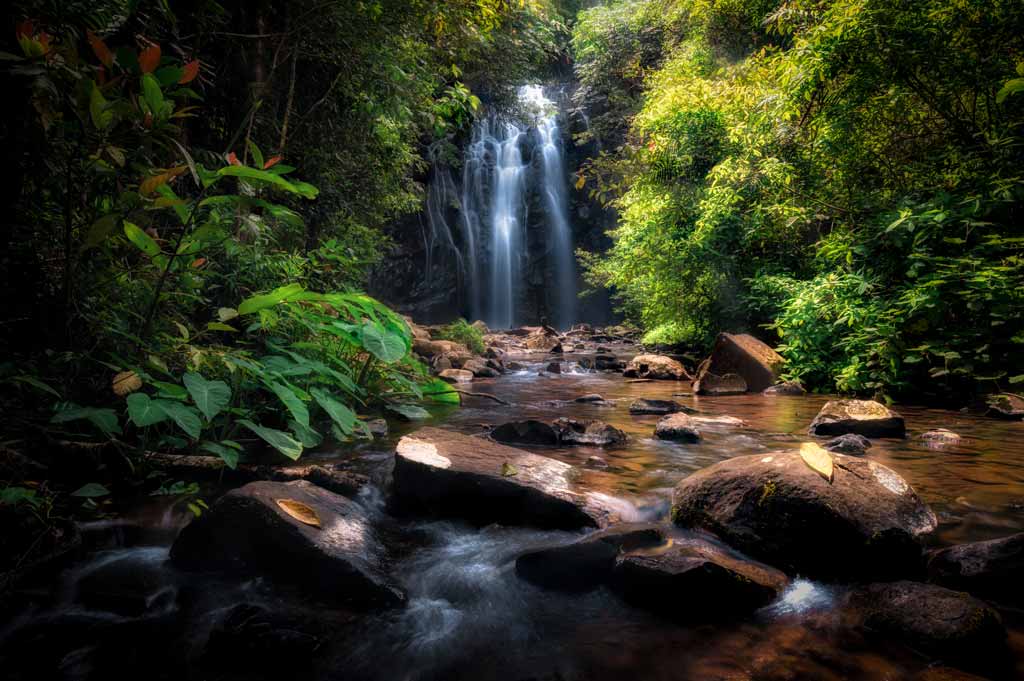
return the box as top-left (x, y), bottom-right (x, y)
top-left (575, 0), bottom-right (1024, 398)
top-left (434, 318), bottom-right (486, 355)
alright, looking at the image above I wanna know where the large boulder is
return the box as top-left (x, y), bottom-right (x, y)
top-left (391, 427), bottom-right (615, 530)
top-left (611, 533), bottom-right (788, 620)
top-left (524, 330), bottom-right (562, 353)
top-left (703, 333), bottom-right (784, 392)
top-left (927, 533), bottom-right (1024, 605)
top-left (490, 420), bottom-right (559, 446)
top-left (654, 414), bottom-right (702, 442)
top-left (623, 354), bottom-right (690, 380)
top-left (516, 523), bottom-right (666, 593)
top-left (809, 399), bottom-right (906, 438)
top-left (491, 419), bottom-right (626, 448)
top-left (763, 381), bottom-right (806, 396)
top-left (463, 357), bottom-right (499, 378)
top-left (629, 398), bottom-right (694, 415)
top-left (693, 372), bottom-right (748, 396)
top-left (413, 338), bottom-right (469, 359)
top-left (848, 581), bottom-right (1005, 664)
top-left (671, 452), bottom-right (937, 579)
top-left (170, 480), bottom-right (403, 607)
top-left (986, 393), bottom-right (1024, 420)
top-left (824, 433), bottom-right (872, 455)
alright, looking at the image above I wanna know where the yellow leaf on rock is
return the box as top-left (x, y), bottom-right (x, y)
top-left (800, 442), bottom-right (834, 483)
top-left (112, 370), bottom-right (142, 397)
top-left (501, 462), bottom-right (518, 477)
top-left (276, 499), bottom-right (322, 528)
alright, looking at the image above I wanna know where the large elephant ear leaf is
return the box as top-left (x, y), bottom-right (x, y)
top-left (183, 372), bottom-right (231, 420)
top-left (238, 419), bottom-right (303, 461)
top-left (360, 320), bottom-right (407, 363)
top-left (310, 388), bottom-right (356, 435)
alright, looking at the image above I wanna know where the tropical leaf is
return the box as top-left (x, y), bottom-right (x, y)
top-left (124, 221), bottom-right (160, 256)
top-left (51, 406), bottom-right (121, 436)
top-left (71, 483), bottom-right (110, 498)
top-left (126, 393), bottom-right (171, 427)
top-left (310, 388), bottom-right (356, 434)
top-left (360, 321), bottom-right (407, 363)
top-left (386, 403), bottom-right (431, 421)
top-left (238, 419), bottom-right (303, 460)
top-left (183, 372), bottom-right (231, 420)
top-left (154, 400), bottom-right (202, 439)
top-left (265, 380), bottom-right (310, 426)
top-left (237, 283), bottom-right (305, 315)
top-left (200, 441), bottom-right (240, 469)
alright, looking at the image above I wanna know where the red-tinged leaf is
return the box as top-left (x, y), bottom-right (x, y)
top-left (140, 173), bottom-right (169, 196)
top-left (87, 30), bottom-right (113, 67)
top-left (97, 66), bottom-right (108, 85)
top-left (15, 20), bottom-right (33, 40)
top-left (263, 155), bottom-right (282, 169)
top-left (143, 112), bottom-right (153, 128)
top-left (191, 257), bottom-right (207, 268)
top-left (38, 32), bottom-right (51, 53)
top-left (226, 152), bottom-right (241, 166)
top-left (138, 44), bottom-right (161, 73)
top-left (179, 60), bottom-right (199, 84)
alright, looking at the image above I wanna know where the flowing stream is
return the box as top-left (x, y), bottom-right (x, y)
top-left (2, 351), bottom-right (1023, 681)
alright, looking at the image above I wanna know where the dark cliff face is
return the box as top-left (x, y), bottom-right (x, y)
top-left (369, 82), bottom-right (619, 328)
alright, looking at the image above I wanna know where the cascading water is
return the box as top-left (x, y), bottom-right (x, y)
top-left (458, 85), bottom-right (577, 330)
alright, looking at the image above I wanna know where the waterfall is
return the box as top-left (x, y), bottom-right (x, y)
top-left (456, 84), bottom-right (577, 330)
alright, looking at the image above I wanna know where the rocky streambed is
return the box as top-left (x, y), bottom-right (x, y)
top-left (2, 326), bottom-right (1023, 681)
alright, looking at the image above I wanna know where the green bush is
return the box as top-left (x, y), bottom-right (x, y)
top-left (435, 319), bottom-right (486, 355)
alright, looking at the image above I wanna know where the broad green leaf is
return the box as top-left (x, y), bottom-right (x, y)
top-left (217, 165), bottom-right (319, 199)
top-left (124, 222), bottom-right (160, 257)
top-left (360, 321), bottom-right (407, 363)
top-left (424, 378), bottom-right (461, 404)
top-left (266, 380), bottom-right (309, 426)
top-left (237, 283), bottom-right (305, 315)
top-left (71, 482), bottom-right (110, 498)
top-left (84, 213), bottom-right (121, 249)
top-left (141, 73), bottom-right (164, 116)
top-left (11, 374), bottom-right (61, 398)
top-left (289, 419), bottom-right (323, 448)
top-left (51, 406), bottom-right (121, 436)
top-left (310, 388), bottom-right (357, 434)
top-left (1009, 375), bottom-right (1024, 384)
top-left (207, 322), bottom-right (238, 332)
top-left (238, 419), bottom-right (303, 461)
top-left (200, 441), bottom-right (240, 469)
top-left (153, 400), bottom-right (202, 439)
top-left (126, 393), bottom-right (171, 427)
top-left (386, 403), bottom-right (431, 421)
top-left (183, 372), bottom-right (231, 420)
top-left (152, 381), bottom-right (188, 400)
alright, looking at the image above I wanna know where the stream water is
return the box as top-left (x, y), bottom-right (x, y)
top-left (3, 353), bottom-right (1023, 680)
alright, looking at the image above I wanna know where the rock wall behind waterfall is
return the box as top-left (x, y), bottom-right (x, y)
top-left (369, 83), bottom-right (618, 328)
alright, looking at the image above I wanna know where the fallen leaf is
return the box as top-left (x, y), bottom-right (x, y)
top-left (276, 498), bottom-right (322, 528)
top-left (800, 442), bottom-right (834, 483)
top-left (112, 370), bottom-right (142, 397)
top-left (501, 462), bottom-right (518, 477)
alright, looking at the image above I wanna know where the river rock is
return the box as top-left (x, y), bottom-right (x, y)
top-left (438, 368), bottom-right (473, 384)
top-left (848, 581), bottom-right (1005, 663)
top-left (366, 418), bottom-right (388, 439)
top-left (524, 331), bottom-right (562, 352)
top-left (655, 413), bottom-right (702, 442)
top-left (986, 393), bottom-right (1024, 420)
top-left (463, 357), bottom-right (499, 378)
top-left (690, 415), bottom-right (745, 427)
top-left (413, 338), bottom-right (468, 359)
top-left (927, 532), bottom-right (1024, 604)
top-left (623, 354), bottom-right (690, 380)
top-left (553, 417), bottom-right (627, 447)
top-left (693, 372), bottom-right (748, 396)
top-left (391, 427), bottom-right (615, 529)
top-left (671, 452), bottom-right (937, 579)
top-left (824, 433), bottom-right (872, 455)
top-left (491, 419), bottom-right (559, 446)
top-left (545, 361), bottom-right (562, 374)
top-left (574, 393), bottom-right (606, 403)
top-left (516, 523), bottom-right (666, 592)
top-left (809, 399), bottom-right (906, 438)
top-left (763, 381), bottom-right (806, 396)
top-left (611, 533), bottom-right (788, 620)
top-left (703, 333), bottom-right (785, 393)
top-left (921, 428), bottom-right (962, 444)
top-left (170, 480), bottom-right (404, 607)
top-left (629, 398), bottom-right (694, 415)
top-left (594, 354), bottom-right (621, 371)
top-left (471, 320), bottom-right (489, 334)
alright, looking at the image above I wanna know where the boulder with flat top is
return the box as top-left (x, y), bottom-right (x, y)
top-left (703, 333), bottom-right (785, 392)
top-left (809, 399), bottom-right (906, 438)
top-left (623, 354), bottom-right (690, 380)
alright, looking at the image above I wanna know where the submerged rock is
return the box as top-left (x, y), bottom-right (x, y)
top-left (438, 368), bottom-right (473, 384)
top-left (824, 433), bottom-right (872, 455)
top-left (629, 398), bottom-right (693, 415)
top-left (490, 419), bottom-right (559, 446)
top-left (921, 428), bottom-right (962, 445)
top-left (654, 414), bottom-right (702, 442)
top-left (848, 581), bottom-right (1005, 664)
top-left (671, 452), bottom-right (937, 579)
top-left (763, 381), bottom-right (806, 396)
top-left (574, 393), bottom-right (606, 403)
top-left (623, 354), bottom-right (690, 380)
top-left (809, 399), bottom-right (906, 438)
top-left (552, 417), bottom-right (627, 447)
top-left (927, 532), bottom-right (1024, 605)
top-left (170, 480), bottom-right (404, 607)
top-left (693, 372), bottom-right (748, 396)
top-left (516, 523), bottom-right (666, 593)
top-left (391, 427), bottom-right (616, 529)
top-left (612, 534), bottom-right (788, 620)
top-left (703, 332), bottom-right (785, 393)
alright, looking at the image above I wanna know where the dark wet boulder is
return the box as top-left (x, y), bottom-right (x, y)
top-left (623, 354), bottom-right (690, 380)
top-left (654, 413), bottom-right (702, 442)
top-left (391, 427), bottom-right (616, 530)
top-left (703, 333), bottom-right (785, 393)
top-left (824, 433), bottom-right (872, 455)
top-left (763, 381), bottom-right (806, 396)
top-left (848, 581), bottom-right (1005, 665)
top-left (693, 372), bottom-right (748, 396)
top-left (927, 533), bottom-right (1024, 605)
top-left (809, 399), bottom-right (906, 438)
top-left (463, 357), bottom-right (499, 378)
top-left (594, 354), bottom-right (622, 371)
top-left (171, 480), bottom-right (403, 608)
top-left (629, 398), bottom-right (694, 415)
top-left (672, 452), bottom-right (937, 579)
top-left (491, 419), bottom-right (560, 446)
top-left (552, 417), bottom-right (626, 447)
top-left (611, 533), bottom-right (788, 620)
top-left (516, 523), bottom-right (666, 592)
top-left (545, 361), bottom-right (562, 374)
top-left (986, 393), bottom-right (1024, 420)
top-left (438, 368), bottom-right (473, 384)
